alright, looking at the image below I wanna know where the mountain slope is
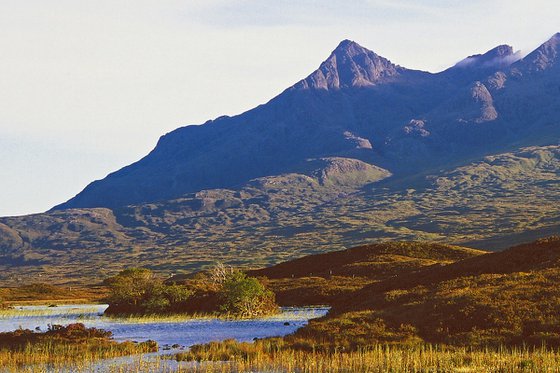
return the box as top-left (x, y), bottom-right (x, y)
top-left (54, 40), bottom-right (433, 210)
top-left (55, 34), bottom-right (560, 210)
top-left (1, 145), bottom-right (559, 284)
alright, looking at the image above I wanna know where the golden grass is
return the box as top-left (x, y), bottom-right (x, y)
top-left (172, 342), bottom-right (560, 372)
top-left (103, 307), bottom-right (323, 324)
top-left (0, 341), bottom-right (156, 371)
top-left (0, 284), bottom-right (107, 305)
top-left (4, 343), bottom-right (560, 372)
top-left (0, 323), bottom-right (158, 372)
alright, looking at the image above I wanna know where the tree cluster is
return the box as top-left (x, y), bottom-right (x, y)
top-left (104, 266), bottom-right (278, 318)
top-left (104, 268), bottom-right (192, 314)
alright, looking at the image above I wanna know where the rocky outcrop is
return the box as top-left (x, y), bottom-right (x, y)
top-left (468, 82), bottom-right (498, 123)
top-left (306, 157), bottom-right (391, 187)
top-left (403, 119), bottom-right (430, 137)
top-left (292, 40), bottom-right (405, 90)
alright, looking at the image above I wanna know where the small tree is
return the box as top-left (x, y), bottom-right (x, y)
top-left (218, 271), bottom-right (277, 318)
top-left (104, 268), bottom-right (155, 307)
top-left (104, 268), bottom-right (192, 314)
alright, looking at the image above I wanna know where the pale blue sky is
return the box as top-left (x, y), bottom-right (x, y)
top-left (1, 0), bottom-right (559, 216)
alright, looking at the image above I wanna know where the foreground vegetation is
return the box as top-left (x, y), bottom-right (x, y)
top-left (105, 265), bottom-right (278, 318)
top-left (2, 237), bottom-right (560, 371)
top-left (174, 339), bottom-right (560, 372)
top-left (0, 323), bottom-right (157, 371)
top-left (278, 237), bottom-right (560, 351)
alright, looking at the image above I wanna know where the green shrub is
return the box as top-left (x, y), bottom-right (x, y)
top-left (104, 268), bottom-right (192, 314)
top-left (218, 271), bottom-right (278, 318)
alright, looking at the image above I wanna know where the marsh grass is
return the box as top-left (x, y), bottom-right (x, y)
top-left (4, 342), bottom-right (560, 372)
top-left (103, 307), bottom-right (327, 324)
top-left (0, 323), bottom-right (158, 372)
top-left (173, 341), bottom-right (560, 372)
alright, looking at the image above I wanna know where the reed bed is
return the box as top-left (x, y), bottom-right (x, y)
top-left (0, 341), bottom-right (158, 372)
top-left (2, 342), bottom-right (560, 371)
top-left (104, 307), bottom-right (327, 324)
top-left (0, 322), bottom-right (158, 373)
top-left (172, 343), bottom-right (560, 372)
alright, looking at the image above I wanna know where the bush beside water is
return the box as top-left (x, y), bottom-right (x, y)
top-left (104, 265), bottom-right (278, 318)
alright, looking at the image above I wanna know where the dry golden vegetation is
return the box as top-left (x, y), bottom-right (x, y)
top-left (0, 323), bottom-right (157, 372)
top-left (174, 339), bottom-right (560, 372)
top-left (250, 242), bottom-right (485, 306)
top-left (167, 237), bottom-right (560, 372)
top-left (0, 283), bottom-right (107, 306)
top-left (3, 238), bottom-right (560, 371)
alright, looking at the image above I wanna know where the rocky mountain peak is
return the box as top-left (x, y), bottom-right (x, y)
top-left (516, 32), bottom-right (560, 72)
top-left (293, 39), bottom-right (404, 90)
top-left (453, 44), bottom-right (519, 69)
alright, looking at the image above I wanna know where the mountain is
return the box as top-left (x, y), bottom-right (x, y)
top-left (293, 39), bottom-right (408, 90)
top-left (54, 34), bottom-right (560, 210)
top-left (1, 33), bottom-right (560, 284)
top-left (53, 40), bottom-right (435, 210)
top-left (515, 32), bottom-right (560, 72)
top-left (455, 44), bottom-right (518, 69)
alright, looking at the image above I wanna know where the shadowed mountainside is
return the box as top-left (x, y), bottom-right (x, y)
top-left (54, 34), bottom-right (560, 210)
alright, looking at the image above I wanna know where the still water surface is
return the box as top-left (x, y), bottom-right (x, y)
top-left (0, 304), bottom-right (328, 371)
top-left (0, 304), bottom-right (328, 348)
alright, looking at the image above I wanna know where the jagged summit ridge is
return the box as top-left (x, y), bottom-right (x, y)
top-left (452, 44), bottom-right (520, 70)
top-left (516, 32), bottom-right (560, 72)
top-left (293, 39), bottom-right (405, 90)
